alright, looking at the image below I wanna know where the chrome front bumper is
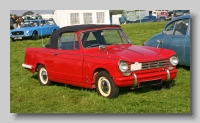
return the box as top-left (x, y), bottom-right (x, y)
top-left (133, 69), bottom-right (171, 87)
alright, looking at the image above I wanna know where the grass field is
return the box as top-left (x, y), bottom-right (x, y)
top-left (10, 21), bottom-right (190, 113)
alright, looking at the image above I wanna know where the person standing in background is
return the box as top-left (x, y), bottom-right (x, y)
top-left (10, 17), bottom-right (13, 29)
top-left (11, 16), bottom-right (17, 29)
top-left (18, 17), bottom-right (24, 27)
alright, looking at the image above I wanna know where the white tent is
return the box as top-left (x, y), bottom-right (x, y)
top-left (53, 10), bottom-right (110, 28)
top-left (112, 14), bottom-right (122, 24)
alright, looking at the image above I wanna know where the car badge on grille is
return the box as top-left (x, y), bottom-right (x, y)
top-left (17, 33), bottom-right (19, 34)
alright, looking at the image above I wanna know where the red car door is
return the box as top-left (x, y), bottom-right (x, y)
top-left (51, 33), bottom-right (84, 83)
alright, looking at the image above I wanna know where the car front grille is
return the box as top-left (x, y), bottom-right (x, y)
top-left (11, 31), bottom-right (24, 35)
top-left (141, 60), bottom-right (169, 70)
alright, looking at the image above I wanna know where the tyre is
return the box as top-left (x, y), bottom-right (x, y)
top-left (164, 81), bottom-right (173, 89)
top-left (32, 31), bottom-right (39, 40)
top-left (11, 38), bottom-right (16, 42)
top-left (95, 71), bottom-right (119, 98)
top-left (159, 18), bottom-right (165, 21)
top-left (38, 65), bottom-right (52, 86)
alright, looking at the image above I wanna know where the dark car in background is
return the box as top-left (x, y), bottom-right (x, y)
top-left (135, 16), bottom-right (157, 23)
top-left (143, 14), bottom-right (190, 66)
top-left (172, 10), bottom-right (190, 19)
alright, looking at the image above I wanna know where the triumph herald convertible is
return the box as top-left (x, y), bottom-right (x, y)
top-left (22, 24), bottom-right (178, 98)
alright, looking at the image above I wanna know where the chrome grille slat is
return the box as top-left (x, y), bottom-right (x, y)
top-left (141, 60), bottom-right (169, 70)
top-left (12, 31), bottom-right (24, 35)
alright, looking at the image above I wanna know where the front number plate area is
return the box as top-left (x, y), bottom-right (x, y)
top-left (131, 62), bottom-right (142, 71)
top-left (14, 37), bottom-right (22, 39)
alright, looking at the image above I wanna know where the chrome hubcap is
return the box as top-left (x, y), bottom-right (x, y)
top-left (101, 80), bottom-right (109, 93)
top-left (40, 68), bottom-right (48, 84)
top-left (42, 71), bottom-right (47, 81)
top-left (98, 77), bottom-right (111, 97)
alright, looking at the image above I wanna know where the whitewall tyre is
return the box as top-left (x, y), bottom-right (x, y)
top-left (38, 65), bottom-right (52, 86)
top-left (95, 71), bottom-right (119, 98)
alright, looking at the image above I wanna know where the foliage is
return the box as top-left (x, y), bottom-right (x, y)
top-left (10, 14), bottom-right (17, 17)
top-left (109, 10), bottom-right (123, 17)
top-left (22, 11), bottom-right (34, 16)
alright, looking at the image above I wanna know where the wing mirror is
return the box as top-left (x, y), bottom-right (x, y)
top-left (99, 45), bottom-right (106, 50)
top-left (157, 39), bottom-right (163, 49)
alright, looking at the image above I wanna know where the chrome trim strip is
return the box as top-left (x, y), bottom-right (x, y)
top-left (22, 64), bottom-right (32, 69)
top-left (165, 69), bottom-right (170, 81)
top-left (133, 73), bottom-right (137, 87)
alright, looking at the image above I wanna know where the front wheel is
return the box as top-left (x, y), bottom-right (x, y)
top-left (32, 31), bottom-right (39, 40)
top-left (38, 65), bottom-right (52, 86)
top-left (11, 38), bottom-right (16, 42)
top-left (164, 81), bottom-right (173, 89)
top-left (95, 71), bottom-right (119, 98)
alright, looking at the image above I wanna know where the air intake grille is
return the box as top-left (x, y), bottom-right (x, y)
top-left (142, 60), bottom-right (169, 70)
top-left (12, 31), bottom-right (24, 35)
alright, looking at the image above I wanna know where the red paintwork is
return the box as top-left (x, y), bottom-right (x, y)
top-left (23, 26), bottom-right (178, 89)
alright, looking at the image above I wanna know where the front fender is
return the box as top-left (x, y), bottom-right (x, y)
top-left (83, 58), bottom-right (121, 84)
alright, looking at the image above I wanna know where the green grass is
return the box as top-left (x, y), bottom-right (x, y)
top-left (10, 22), bottom-right (190, 113)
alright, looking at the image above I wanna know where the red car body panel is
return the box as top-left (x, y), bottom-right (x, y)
top-left (22, 24), bottom-right (178, 90)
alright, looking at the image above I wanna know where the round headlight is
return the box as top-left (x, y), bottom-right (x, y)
top-left (26, 30), bottom-right (29, 34)
top-left (170, 55), bottom-right (179, 66)
top-left (118, 61), bottom-right (128, 73)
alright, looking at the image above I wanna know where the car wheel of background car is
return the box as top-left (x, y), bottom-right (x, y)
top-left (11, 38), bottom-right (16, 42)
top-left (159, 17), bottom-right (166, 21)
top-left (32, 31), bottom-right (39, 40)
top-left (95, 71), bottom-right (119, 98)
top-left (38, 65), bottom-right (52, 86)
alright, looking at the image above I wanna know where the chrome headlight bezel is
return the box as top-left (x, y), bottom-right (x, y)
top-left (118, 60), bottom-right (129, 73)
top-left (170, 55), bottom-right (179, 66)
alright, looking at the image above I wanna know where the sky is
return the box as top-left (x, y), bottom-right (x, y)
top-left (10, 10), bottom-right (55, 16)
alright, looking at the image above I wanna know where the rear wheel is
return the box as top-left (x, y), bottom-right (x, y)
top-left (95, 71), bottom-right (119, 98)
top-left (38, 65), bottom-right (52, 86)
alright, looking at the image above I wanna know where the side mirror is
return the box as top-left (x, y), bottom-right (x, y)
top-left (99, 45), bottom-right (106, 50)
top-left (157, 39), bottom-right (163, 44)
top-left (157, 39), bottom-right (163, 49)
top-left (162, 30), bottom-right (166, 35)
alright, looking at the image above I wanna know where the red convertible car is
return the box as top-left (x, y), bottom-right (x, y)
top-left (22, 24), bottom-right (178, 98)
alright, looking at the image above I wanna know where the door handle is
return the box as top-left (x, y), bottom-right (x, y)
top-left (54, 53), bottom-right (58, 56)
